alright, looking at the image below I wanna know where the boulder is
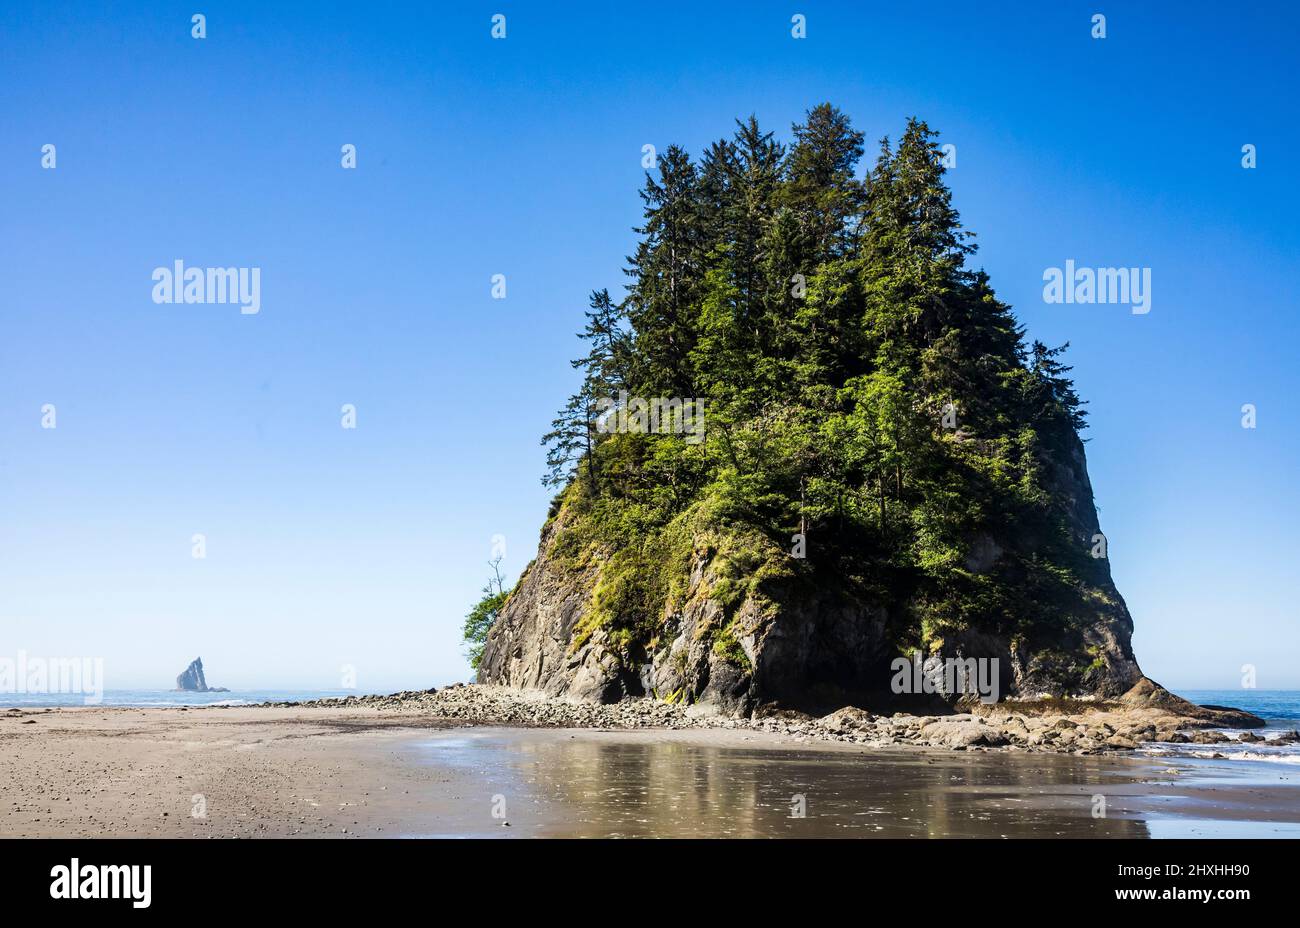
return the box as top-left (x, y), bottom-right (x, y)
top-left (818, 706), bottom-right (874, 733)
top-left (918, 719), bottom-right (1009, 749)
top-left (1119, 678), bottom-right (1265, 728)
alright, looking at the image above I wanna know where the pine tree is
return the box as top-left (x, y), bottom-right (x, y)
top-left (780, 103), bottom-right (866, 264)
top-left (1027, 340), bottom-right (1089, 432)
top-left (540, 290), bottom-right (630, 488)
top-left (625, 145), bottom-right (705, 397)
top-left (771, 106), bottom-right (870, 395)
top-left (575, 288), bottom-right (630, 389)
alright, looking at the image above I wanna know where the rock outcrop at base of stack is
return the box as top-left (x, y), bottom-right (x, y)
top-left (276, 682), bottom-right (1271, 751)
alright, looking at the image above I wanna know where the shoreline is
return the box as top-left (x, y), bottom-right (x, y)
top-left (2, 691), bottom-right (1298, 838)
top-left (266, 682), bottom-right (1294, 757)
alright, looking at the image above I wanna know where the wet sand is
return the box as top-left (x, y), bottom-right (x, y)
top-left (2, 706), bottom-right (1297, 838)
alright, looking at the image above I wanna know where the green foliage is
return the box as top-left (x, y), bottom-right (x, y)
top-left (532, 106), bottom-right (1101, 672)
top-left (461, 556), bottom-right (509, 670)
top-left (462, 590), bottom-right (507, 671)
top-left (712, 625), bottom-right (752, 672)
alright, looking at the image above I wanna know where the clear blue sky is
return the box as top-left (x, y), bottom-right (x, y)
top-left (1, 1), bottom-right (1296, 692)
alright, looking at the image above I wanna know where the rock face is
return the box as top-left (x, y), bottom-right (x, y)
top-left (919, 429), bottom-right (1144, 703)
top-left (477, 512), bottom-right (622, 704)
top-left (477, 501), bottom-right (909, 713)
top-left (480, 428), bottom-right (1148, 717)
top-left (174, 657), bottom-right (227, 692)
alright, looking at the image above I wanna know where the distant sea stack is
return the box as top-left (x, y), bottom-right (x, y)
top-left (174, 657), bottom-right (229, 693)
top-left (478, 107), bottom-right (1167, 717)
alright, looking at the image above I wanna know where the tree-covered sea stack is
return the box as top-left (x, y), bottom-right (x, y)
top-left (478, 105), bottom-right (1144, 715)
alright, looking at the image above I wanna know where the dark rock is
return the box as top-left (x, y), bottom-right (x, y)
top-left (480, 432), bottom-right (1147, 716)
top-left (174, 657), bottom-right (228, 693)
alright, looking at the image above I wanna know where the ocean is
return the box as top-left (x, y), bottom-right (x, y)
top-left (0, 688), bottom-right (365, 708)
top-left (1139, 689), bottom-right (1300, 766)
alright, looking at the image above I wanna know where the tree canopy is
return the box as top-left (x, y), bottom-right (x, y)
top-left (537, 106), bottom-right (1097, 663)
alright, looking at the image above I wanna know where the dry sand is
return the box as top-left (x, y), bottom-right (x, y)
top-left (0, 706), bottom-right (463, 837)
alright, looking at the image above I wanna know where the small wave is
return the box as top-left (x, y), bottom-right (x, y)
top-left (1141, 745), bottom-right (1300, 765)
top-left (1216, 751), bottom-right (1300, 765)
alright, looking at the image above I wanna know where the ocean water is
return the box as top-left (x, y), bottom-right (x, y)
top-left (1176, 689), bottom-right (1300, 727)
top-left (1136, 689), bottom-right (1300, 767)
top-left (0, 688), bottom-right (365, 708)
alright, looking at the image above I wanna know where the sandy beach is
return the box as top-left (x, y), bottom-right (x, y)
top-left (3, 702), bottom-right (1298, 838)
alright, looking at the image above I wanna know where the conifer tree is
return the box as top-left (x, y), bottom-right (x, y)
top-left (1027, 340), bottom-right (1089, 432)
top-left (779, 104), bottom-right (866, 269)
top-left (541, 290), bottom-right (630, 488)
top-left (625, 145), bottom-right (705, 397)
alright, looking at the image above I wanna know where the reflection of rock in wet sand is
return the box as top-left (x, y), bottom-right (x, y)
top-left (482, 732), bottom-right (1154, 838)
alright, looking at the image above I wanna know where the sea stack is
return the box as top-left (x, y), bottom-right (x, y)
top-left (174, 657), bottom-right (228, 692)
top-left (479, 109), bottom-right (1153, 716)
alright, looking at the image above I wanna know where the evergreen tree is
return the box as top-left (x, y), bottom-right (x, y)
top-left (625, 145), bottom-right (705, 396)
top-left (575, 288), bottom-right (630, 390)
top-left (1027, 340), bottom-right (1089, 433)
top-left (541, 289), bottom-right (630, 488)
top-left (781, 103), bottom-right (866, 263)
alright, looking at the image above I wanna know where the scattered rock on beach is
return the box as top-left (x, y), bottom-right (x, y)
top-left (254, 683), bottom-right (1276, 759)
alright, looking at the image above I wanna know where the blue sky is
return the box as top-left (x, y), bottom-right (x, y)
top-left (1, 1), bottom-right (1296, 692)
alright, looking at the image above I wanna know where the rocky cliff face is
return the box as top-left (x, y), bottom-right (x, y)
top-left (176, 657), bottom-right (208, 691)
top-left (479, 429), bottom-right (1145, 717)
top-left (920, 428), bottom-right (1143, 703)
top-left (175, 657), bottom-right (227, 692)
